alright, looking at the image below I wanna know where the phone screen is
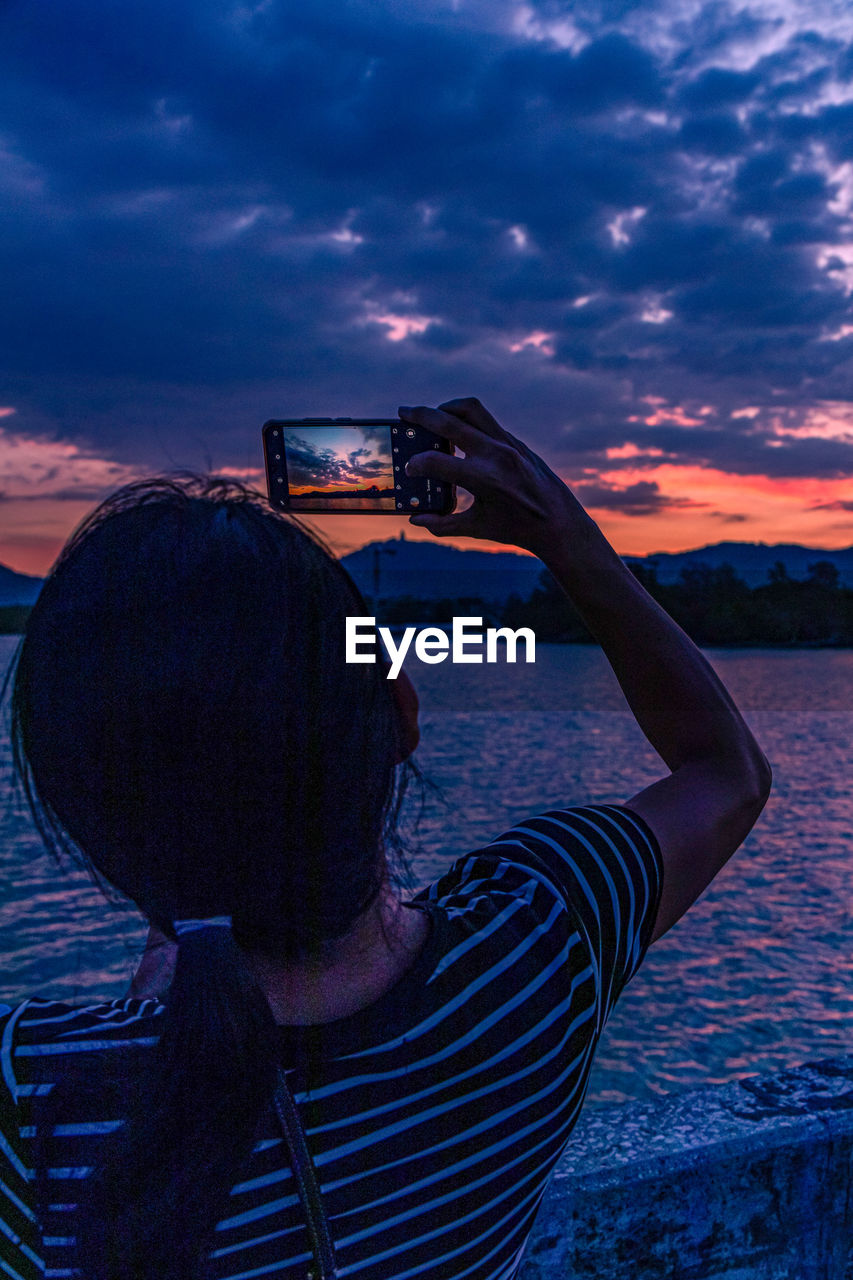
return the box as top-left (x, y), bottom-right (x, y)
top-left (263, 419), bottom-right (455, 514)
top-left (281, 425), bottom-right (396, 511)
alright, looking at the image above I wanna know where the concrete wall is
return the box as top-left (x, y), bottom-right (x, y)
top-left (520, 1055), bottom-right (853, 1280)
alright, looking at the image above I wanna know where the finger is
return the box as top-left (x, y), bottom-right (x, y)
top-left (499, 427), bottom-right (539, 463)
top-left (398, 404), bottom-right (481, 454)
top-left (409, 509), bottom-right (478, 538)
top-left (404, 450), bottom-right (482, 486)
top-left (435, 397), bottom-right (511, 443)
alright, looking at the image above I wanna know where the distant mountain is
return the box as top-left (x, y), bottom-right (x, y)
top-left (341, 534), bottom-right (542, 604)
top-left (0, 564), bottom-right (43, 606)
top-left (2, 536), bottom-right (852, 610)
top-left (341, 534), bottom-right (853, 601)
top-left (624, 541), bottom-right (853, 589)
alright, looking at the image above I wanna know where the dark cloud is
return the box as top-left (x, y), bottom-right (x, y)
top-left (572, 478), bottom-right (702, 515)
top-left (678, 111), bottom-right (747, 155)
top-left (490, 34), bottom-right (663, 115)
top-left (809, 499), bottom-right (853, 512)
top-left (0, 0), bottom-right (852, 497)
top-left (679, 66), bottom-right (761, 110)
top-left (733, 154), bottom-right (832, 221)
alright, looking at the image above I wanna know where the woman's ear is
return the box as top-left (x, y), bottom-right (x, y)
top-left (389, 667), bottom-right (420, 763)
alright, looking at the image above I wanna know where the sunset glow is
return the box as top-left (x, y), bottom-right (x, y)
top-left (2, 432), bottom-right (850, 576)
top-left (580, 463), bottom-right (853, 556)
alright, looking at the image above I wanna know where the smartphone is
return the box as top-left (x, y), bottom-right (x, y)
top-left (263, 418), bottom-right (456, 515)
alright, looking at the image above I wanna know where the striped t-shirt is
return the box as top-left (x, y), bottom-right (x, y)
top-left (0, 803), bottom-right (663, 1280)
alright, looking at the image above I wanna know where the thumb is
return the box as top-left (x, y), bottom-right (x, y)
top-left (409, 511), bottom-right (473, 538)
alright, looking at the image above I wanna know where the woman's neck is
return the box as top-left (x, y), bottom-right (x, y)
top-left (245, 889), bottom-right (430, 1025)
top-left (129, 890), bottom-right (430, 1023)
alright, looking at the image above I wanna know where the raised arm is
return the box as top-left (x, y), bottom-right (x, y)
top-left (401, 397), bottom-right (772, 945)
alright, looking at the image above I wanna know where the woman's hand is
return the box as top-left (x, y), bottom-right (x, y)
top-left (399, 398), bottom-right (585, 558)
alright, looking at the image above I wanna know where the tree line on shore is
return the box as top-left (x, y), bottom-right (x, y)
top-left (1, 558), bottom-right (851, 645)
top-left (374, 559), bottom-right (853, 646)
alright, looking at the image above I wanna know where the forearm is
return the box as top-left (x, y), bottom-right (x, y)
top-left (403, 397), bottom-right (771, 946)
top-left (539, 498), bottom-right (770, 786)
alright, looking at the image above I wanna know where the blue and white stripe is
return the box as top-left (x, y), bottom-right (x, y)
top-left (0, 804), bottom-right (662, 1280)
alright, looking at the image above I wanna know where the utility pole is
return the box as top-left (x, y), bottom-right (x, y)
top-left (372, 545), bottom-right (397, 606)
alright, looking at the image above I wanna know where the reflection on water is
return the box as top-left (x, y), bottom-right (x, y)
top-left (0, 637), bottom-right (850, 1107)
top-left (290, 494), bottom-right (397, 510)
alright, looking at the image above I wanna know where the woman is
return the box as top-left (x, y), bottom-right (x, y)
top-left (0, 397), bottom-right (771, 1280)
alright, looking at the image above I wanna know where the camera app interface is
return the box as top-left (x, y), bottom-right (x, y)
top-left (282, 426), bottom-right (395, 510)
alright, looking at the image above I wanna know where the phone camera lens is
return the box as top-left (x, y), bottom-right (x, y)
top-left (406, 428), bottom-right (416, 438)
top-left (409, 496), bottom-right (420, 507)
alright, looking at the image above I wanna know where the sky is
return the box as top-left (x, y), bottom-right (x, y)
top-left (2, 0), bottom-right (853, 575)
top-left (281, 427), bottom-right (394, 494)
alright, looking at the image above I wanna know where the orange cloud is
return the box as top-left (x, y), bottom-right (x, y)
top-left (0, 427), bottom-right (142, 574)
top-left (641, 406), bottom-right (705, 427)
top-left (605, 443), bottom-right (666, 460)
top-left (508, 331), bottom-right (556, 356)
top-left (578, 462), bottom-right (853, 555)
top-left (765, 402), bottom-right (853, 443)
top-left (0, 425), bottom-right (139, 501)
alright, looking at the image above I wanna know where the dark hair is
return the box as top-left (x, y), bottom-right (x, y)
top-left (7, 473), bottom-right (416, 1279)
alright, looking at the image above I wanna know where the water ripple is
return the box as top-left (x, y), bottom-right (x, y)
top-left (1, 637), bottom-right (850, 1107)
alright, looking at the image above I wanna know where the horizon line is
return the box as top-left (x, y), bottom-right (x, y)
top-left (3, 533), bottom-right (853, 581)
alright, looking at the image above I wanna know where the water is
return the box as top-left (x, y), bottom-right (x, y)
top-left (1, 635), bottom-right (850, 1107)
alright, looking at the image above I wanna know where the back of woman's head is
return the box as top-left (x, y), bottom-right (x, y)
top-left (12, 472), bottom-right (403, 953)
top-left (8, 473), bottom-right (411, 1280)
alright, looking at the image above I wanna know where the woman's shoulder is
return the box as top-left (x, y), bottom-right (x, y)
top-left (419, 803), bottom-right (661, 911)
top-left (416, 803), bottom-right (662, 998)
top-left (1, 993), bottom-right (164, 1024)
top-left (0, 994), bottom-right (164, 1079)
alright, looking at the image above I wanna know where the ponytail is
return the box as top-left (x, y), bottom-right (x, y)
top-left (74, 926), bottom-right (279, 1280)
